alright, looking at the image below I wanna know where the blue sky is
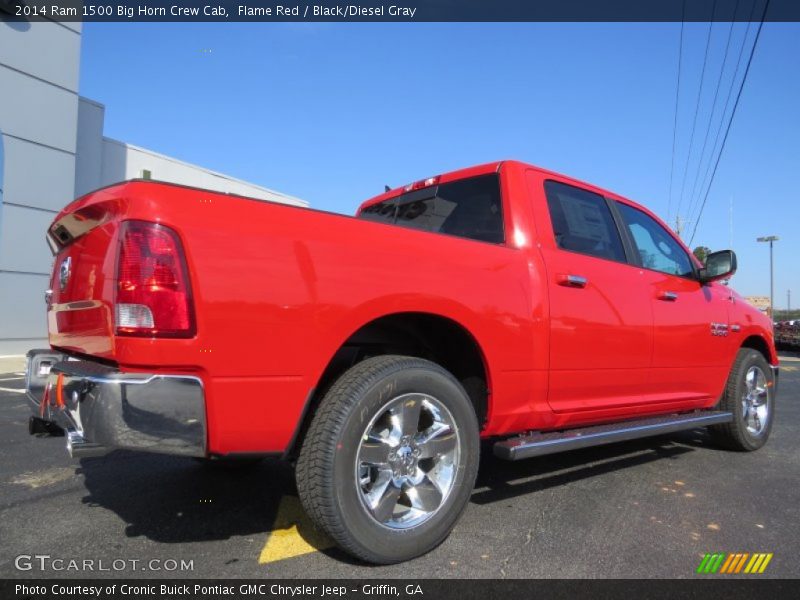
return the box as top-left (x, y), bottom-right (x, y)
top-left (80, 22), bottom-right (799, 304)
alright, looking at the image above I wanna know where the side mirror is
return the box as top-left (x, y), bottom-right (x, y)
top-left (699, 250), bottom-right (737, 283)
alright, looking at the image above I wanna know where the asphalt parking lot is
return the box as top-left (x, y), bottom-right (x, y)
top-left (1, 355), bottom-right (798, 579)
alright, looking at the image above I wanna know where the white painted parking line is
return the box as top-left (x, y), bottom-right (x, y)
top-left (0, 377), bottom-right (24, 382)
top-left (0, 387), bottom-right (25, 394)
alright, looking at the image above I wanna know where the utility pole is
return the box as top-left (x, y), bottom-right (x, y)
top-left (757, 236), bottom-right (779, 319)
top-left (675, 215), bottom-right (685, 238)
top-left (788, 289), bottom-right (791, 312)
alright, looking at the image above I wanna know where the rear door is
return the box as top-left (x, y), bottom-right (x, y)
top-left (613, 201), bottom-right (732, 404)
top-left (530, 174), bottom-right (654, 413)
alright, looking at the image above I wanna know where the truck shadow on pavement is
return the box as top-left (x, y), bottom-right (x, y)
top-left (472, 431), bottom-right (703, 504)
top-left (75, 430), bottom-right (711, 552)
top-left (78, 454), bottom-right (295, 542)
top-left (75, 454), bottom-right (360, 563)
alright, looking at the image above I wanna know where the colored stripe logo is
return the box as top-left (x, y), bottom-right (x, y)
top-left (697, 552), bottom-right (773, 574)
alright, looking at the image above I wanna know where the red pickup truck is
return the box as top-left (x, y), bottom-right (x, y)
top-left (26, 160), bottom-right (778, 564)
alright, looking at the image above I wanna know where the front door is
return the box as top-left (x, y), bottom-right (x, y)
top-left (613, 201), bottom-right (733, 404)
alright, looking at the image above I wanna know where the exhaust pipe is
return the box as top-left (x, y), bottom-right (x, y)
top-left (28, 416), bottom-right (65, 437)
top-left (66, 430), bottom-right (108, 458)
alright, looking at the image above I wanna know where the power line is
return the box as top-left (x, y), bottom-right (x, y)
top-left (675, 0), bottom-right (718, 223)
top-left (688, 24), bottom-right (754, 229)
top-left (684, 0), bottom-right (740, 223)
top-left (687, 1), bottom-right (763, 241)
top-left (686, 0), bottom-right (760, 228)
top-left (666, 0), bottom-right (686, 225)
top-left (688, 0), bottom-right (770, 246)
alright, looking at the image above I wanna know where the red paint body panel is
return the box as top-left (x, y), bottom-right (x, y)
top-left (44, 161), bottom-right (776, 455)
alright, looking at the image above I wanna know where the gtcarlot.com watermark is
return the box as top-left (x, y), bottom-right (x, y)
top-left (14, 554), bottom-right (194, 572)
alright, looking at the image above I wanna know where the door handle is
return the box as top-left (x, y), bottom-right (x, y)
top-left (658, 291), bottom-right (678, 301)
top-left (558, 274), bottom-right (588, 288)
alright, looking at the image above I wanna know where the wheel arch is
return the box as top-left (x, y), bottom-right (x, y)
top-left (741, 333), bottom-right (777, 365)
top-left (286, 311), bottom-right (492, 458)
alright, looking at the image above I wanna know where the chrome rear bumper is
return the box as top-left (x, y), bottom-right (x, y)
top-left (25, 349), bottom-right (206, 458)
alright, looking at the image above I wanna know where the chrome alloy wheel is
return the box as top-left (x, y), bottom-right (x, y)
top-left (741, 365), bottom-right (770, 436)
top-left (355, 393), bottom-right (460, 529)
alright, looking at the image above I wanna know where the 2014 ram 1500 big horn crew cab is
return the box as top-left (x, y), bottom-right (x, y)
top-left (26, 160), bottom-right (778, 564)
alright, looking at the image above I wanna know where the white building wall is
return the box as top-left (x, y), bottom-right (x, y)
top-left (0, 21), bottom-right (306, 356)
top-left (99, 138), bottom-right (308, 206)
top-left (75, 97), bottom-right (307, 207)
top-left (0, 19), bottom-right (82, 355)
top-left (74, 97), bottom-right (105, 198)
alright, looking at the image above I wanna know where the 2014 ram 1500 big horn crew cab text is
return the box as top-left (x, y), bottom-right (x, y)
top-left (26, 160), bottom-right (778, 564)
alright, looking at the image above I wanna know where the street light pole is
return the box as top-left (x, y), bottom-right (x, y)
top-left (757, 235), bottom-right (779, 319)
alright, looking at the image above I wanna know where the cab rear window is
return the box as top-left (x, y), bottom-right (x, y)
top-left (359, 174), bottom-right (504, 244)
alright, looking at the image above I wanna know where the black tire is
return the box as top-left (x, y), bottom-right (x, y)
top-left (709, 348), bottom-right (775, 451)
top-left (295, 355), bottom-right (480, 564)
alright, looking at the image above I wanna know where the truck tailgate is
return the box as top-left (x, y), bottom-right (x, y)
top-left (47, 189), bottom-right (123, 358)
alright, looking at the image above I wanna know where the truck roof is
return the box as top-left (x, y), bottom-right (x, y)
top-left (357, 160), bottom-right (649, 215)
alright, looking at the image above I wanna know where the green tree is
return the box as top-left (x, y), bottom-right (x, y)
top-left (693, 246), bottom-right (711, 264)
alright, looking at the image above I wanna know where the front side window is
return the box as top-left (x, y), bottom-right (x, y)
top-left (544, 180), bottom-right (626, 262)
top-left (616, 202), bottom-right (694, 277)
top-left (358, 173), bottom-right (504, 244)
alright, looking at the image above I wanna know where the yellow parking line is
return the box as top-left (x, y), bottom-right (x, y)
top-left (781, 365), bottom-right (798, 372)
top-left (258, 496), bottom-right (333, 564)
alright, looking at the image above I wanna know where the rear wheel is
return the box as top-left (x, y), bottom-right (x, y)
top-left (709, 348), bottom-right (775, 451)
top-left (295, 355), bottom-right (480, 564)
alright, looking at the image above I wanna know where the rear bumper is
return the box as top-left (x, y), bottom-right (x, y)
top-left (25, 349), bottom-right (206, 458)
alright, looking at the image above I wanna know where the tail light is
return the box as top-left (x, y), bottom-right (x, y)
top-left (115, 220), bottom-right (195, 337)
top-left (403, 175), bottom-right (440, 192)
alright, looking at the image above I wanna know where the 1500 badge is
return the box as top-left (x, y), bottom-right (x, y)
top-left (711, 322), bottom-right (730, 336)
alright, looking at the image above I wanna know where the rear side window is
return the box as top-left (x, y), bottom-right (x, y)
top-left (359, 173), bottom-right (504, 244)
top-left (616, 202), bottom-right (695, 278)
top-left (544, 180), bottom-right (626, 262)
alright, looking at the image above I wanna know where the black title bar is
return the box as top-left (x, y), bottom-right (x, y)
top-left (3, 579), bottom-right (800, 600)
top-left (1, 0), bottom-right (799, 22)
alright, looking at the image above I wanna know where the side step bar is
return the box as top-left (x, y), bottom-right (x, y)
top-left (494, 411), bottom-right (733, 461)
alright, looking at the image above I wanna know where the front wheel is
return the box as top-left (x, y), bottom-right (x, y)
top-left (295, 355), bottom-right (480, 564)
top-left (709, 348), bottom-right (776, 451)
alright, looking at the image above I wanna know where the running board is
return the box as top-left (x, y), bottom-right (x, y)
top-left (493, 411), bottom-right (733, 461)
